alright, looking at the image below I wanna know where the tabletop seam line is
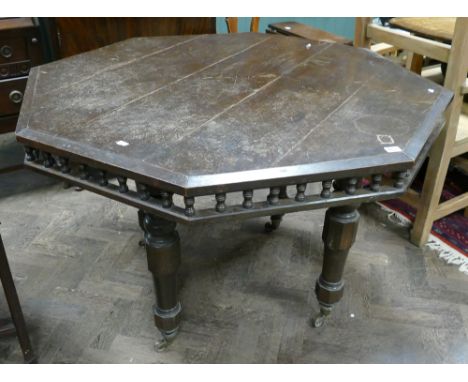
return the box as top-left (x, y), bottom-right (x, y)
top-left (39, 35), bottom-right (203, 98)
top-left (173, 42), bottom-right (333, 143)
top-left (273, 75), bottom-right (375, 165)
top-left (173, 77), bottom-right (282, 143)
top-left (76, 36), bottom-right (274, 131)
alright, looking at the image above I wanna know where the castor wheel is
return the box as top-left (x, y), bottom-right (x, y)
top-left (264, 215), bottom-right (283, 233)
top-left (312, 306), bottom-right (332, 328)
top-left (154, 330), bottom-right (178, 352)
top-left (154, 336), bottom-right (169, 352)
top-left (138, 239), bottom-right (145, 247)
top-left (313, 313), bottom-right (326, 328)
top-left (264, 222), bottom-right (276, 233)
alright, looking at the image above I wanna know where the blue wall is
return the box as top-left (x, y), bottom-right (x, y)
top-left (216, 17), bottom-right (355, 39)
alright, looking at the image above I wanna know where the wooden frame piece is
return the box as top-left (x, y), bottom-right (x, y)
top-left (0, 233), bottom-right (36, 363)
top-left (225, 17), bottom-right (260, 33)
top-left (355, 17), bottom-right (468, 246)
top-left (410, 18), bottom-right (468, 245)
top-left (366, 24), bottom-right (451, 63)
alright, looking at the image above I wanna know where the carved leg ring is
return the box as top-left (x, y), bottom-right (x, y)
top-left (314, 205), bottom-right (360, 328)
top-left (142, 212), bottom-right (182, 343)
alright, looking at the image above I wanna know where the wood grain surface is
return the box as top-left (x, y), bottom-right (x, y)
top-left (16, 33), bottom-right (452, 194)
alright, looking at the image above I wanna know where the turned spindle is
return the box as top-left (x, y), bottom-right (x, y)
top-left (345, 178), bottom-right (357, 195)
top-left (32, 149), bottom-right (40, 161)
top-left (161, 191), bottom-right (173, 208)
top-left (394, 171), bottom-right (407, 188)
top-left (99, 170), bottom-right (108, 186)
top-left (266, 187), bottom-right (287, 233)
top-left (215, 193), bottom-right (226, 213)
top-left (295, 184), bottom-right (306, 202)
top-left (24, 147), bottom-right (35, 161)
top-left (43, 152), bottom-right (54, 168)
top-left (59, 157), bottom-right (70, 173)
top-left (79, 164), bottom-right (90, 180)
top-left (117, 176), bottom-right (128, 193)
top-left (242, 190), bottom-right (253, 209)
top-left (184, 197), bottom-right (195, 216)
top-left (138, 184), bottom-right (150, 200)
top-left (370, 174), bottom-right (382, 192)
top-left (321, 180), bottom-right (333, 198)
top-left (267, 187), bottom-right (280, 205)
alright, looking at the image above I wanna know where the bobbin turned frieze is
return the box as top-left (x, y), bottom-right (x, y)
top-left (20, 146), bottom-right (419, 223)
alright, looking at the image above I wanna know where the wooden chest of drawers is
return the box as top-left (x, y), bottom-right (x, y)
top-left (0, 18), bottom-right (44, 134)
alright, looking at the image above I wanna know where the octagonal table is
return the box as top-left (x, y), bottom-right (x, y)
top-left (15, 33), bottom-right (452, 343)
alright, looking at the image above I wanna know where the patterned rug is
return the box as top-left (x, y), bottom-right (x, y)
top-left (376, 164), bottom-right (468, 275)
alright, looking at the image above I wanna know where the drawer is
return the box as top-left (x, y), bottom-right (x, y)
top-left (0, 37), bottom-right (28, 64)
top-left (0, 76), bottom-right (27, 116)
top-left (0, 60), bottom-right (31, 79)
top-left (0, 114), bottom-right (19, 134)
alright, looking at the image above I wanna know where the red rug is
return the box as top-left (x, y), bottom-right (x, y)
top-left (373, 165), bottom-right (468, 274)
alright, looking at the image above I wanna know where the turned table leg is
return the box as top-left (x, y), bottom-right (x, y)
top-left (141, 212), bottom-right (182, 343)
top-left (314, 205), bottom-right (360, 327)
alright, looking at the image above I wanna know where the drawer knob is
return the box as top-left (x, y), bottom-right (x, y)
top-left (9, 90), bottom-right (23, 104)
top-left (0, 45), bottom-right (13, 59)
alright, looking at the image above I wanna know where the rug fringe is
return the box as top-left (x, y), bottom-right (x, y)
top-left (426, 236), bottom-right (468, 275)
top-left (376, 203), bottom-right (412, 227)
top-left (376, 202), bottom-right (468, 275)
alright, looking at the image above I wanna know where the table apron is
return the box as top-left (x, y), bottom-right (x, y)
top-left (25, 160), bottom-right (406, 225)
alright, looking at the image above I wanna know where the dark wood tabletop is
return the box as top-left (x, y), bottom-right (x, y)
top-left (16, 33), bottom-right (452, 196)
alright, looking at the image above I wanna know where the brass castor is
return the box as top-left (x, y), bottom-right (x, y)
top-left (264, 222), bottom-right (277, 233)
top-left (312, 306), bottom-right (332, 328)
top-left (313, 313), bottom-right (326, 328)
top-left (154, 328), bottom-right (179, 352)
